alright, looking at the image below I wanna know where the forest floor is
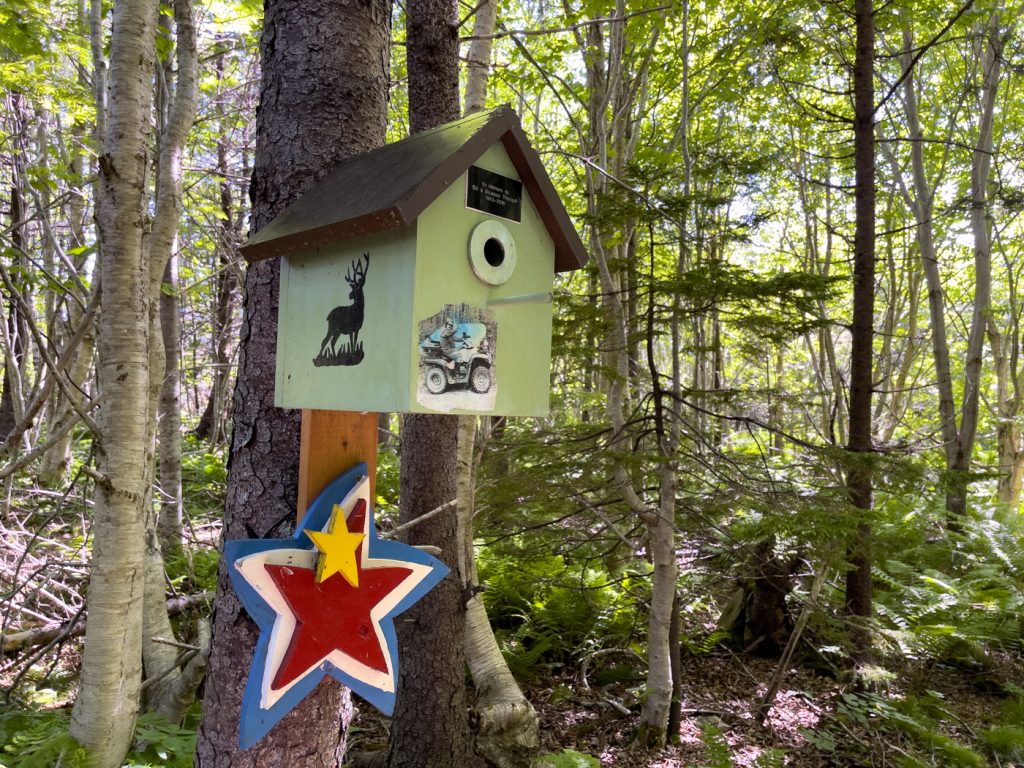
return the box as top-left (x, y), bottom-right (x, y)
top-left (533, 650), bottom-right (1023, 767)
top-left (533, 653), bottom-right (834, 767)
top-left (349, 649), bottom-right (1024, 766)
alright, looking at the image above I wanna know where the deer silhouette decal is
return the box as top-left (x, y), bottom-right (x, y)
top-left (314, 253), bottom-right (369, 367)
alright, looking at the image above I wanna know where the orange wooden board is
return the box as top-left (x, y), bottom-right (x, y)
top-left (297, 409), bottom-right (377, 520)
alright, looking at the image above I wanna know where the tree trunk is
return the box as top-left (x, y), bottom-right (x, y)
top-left (387, 3), bottom-right (475, 764)
top-left (991, 284), bottom-right (1024, 511)
top-left (389, 415), bottom-right (475, 768)
top-left (637, 206), bottom-right (679, 745)
top-left (459, 28), bottom-right (539, 765)
top-left (0, 92), bottom-right (29, 441)
top-left (194, 47), bottom-right (243, 446)
top-left (843, 0), bottom-right (875, 663)
top-left (68, 0), bottom-right (159, 763)
top-left (950, 11), bottom-right (1003, 517)
top-left (134, 0), bottom-right (201, 725)
top-left (459, 418), bottom-right (539, 767)
top-left (195, 0), bottom-right (390, 762)
top-left (39, 16), bottom-right (97, 485)
top-left (158, 253), bottom-right (184, 557)
top-left (463, 0), bottom-right (495, 116)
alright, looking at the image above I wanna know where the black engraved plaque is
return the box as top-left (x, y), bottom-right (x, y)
top-left (466, 166), bottom-right (523, 222)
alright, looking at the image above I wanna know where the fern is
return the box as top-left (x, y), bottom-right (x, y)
top-left (873, 514), bottom-right (1024, 663)
top-left (0, 709), bottom-right (89, 768)
top-left (700, 724), bottom-right (733, 768)
top-left (479, 551), bottom-right (642, 674)
top-left (982, 726), bottom-right (1024, 762)
top-left (535, 748), bottom-right (600, 768)
top-left (0, 708), bottom-right (195, 768)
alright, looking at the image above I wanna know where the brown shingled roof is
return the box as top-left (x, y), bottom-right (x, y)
top-left (240, 105), bottom-right (588, 272)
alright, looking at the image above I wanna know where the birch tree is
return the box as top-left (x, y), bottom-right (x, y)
top-left (68, 0), bottom-right (160, 762)
top-left (140, 0), bottom-right (205, 721)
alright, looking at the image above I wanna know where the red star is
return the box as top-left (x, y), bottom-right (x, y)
top-left (265, 541), bottom-right (412, 690)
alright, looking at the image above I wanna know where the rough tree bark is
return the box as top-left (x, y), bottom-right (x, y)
top-left (843, 0), bottom-right (875, 661)
top-left (68, 0), bottom-right (160, 763)
top-left (386, 0), bottom-right (476, 765)
top-left (194, 0), bottom-right (391, 763)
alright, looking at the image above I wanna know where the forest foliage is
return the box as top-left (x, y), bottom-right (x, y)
top-left (1, 0), bottom-right (1023, 765)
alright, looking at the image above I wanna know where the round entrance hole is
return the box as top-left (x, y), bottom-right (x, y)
top-left (468, 219), bottom-right (517, 285)
top-left (484, 237), bottom-right (505, 267)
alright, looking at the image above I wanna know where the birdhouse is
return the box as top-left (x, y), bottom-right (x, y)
top-left (240, 106), bottom-right (587, 416)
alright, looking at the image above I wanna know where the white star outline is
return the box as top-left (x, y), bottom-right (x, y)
top-left (232, 475), bottom-right (433, 711)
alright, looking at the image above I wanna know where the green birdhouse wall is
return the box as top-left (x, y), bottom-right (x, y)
top-left (240, 106), bottom-right (587, 417)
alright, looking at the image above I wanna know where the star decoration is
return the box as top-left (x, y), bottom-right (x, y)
top-left (305, 504), bottom-right (365, 586)
top-left (225, 463), bottom-right (448, 749)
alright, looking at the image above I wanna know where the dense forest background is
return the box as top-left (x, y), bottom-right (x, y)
top-left (1, 0), bottom-right (1023, 765)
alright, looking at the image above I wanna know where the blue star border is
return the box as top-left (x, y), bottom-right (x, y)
top-left (225, 463), bottom-right (449, 749)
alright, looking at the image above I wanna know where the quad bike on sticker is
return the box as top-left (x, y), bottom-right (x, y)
top-left (419, 320), bottom-right (493, 395)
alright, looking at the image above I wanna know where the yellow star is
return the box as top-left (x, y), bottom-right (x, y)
top-left (305, 504), bottom-right (366, 587)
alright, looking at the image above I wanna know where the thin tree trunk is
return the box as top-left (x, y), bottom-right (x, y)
top-left (194, 46), bottom-right (242, 445)
top-left (195, 0), bottom-right (390, 761)
top-left (68, 0), bottom-right (159, 763)
top-left (459, 419), bottom-right (539, 767)
top-left (137, 0), bottom-right (200, 724)
top-left (39, 4), bottom-right (97, 485)
top-left (149, 0), bottom-right (194, 560)
top-left (0, 92), bottom-right (30, 441)
top-left (388, 1), bottom-right (475, 764)
top-left (157, 253), bottom-right (184, 557)
top-left (637, 219), bottom-right (678, 745)
top-left (463, 0), bottom-right (495, 116)
top-left (990, 323), bottom-right (1024, 508)
top-left (459, 26), bottom-right (539, 764)
top-left (843, 0), bottom-right (875, 663)
top-left (950, 11), bottom-right (1003, 517)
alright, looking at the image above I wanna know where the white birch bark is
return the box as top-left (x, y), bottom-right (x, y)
top-left (140, 0), bottom-right (200, 716)
top-left (463, 0), bottom-right (496, 116)
top-left (575, 0), bottom-right (675, 742)
top-left (457, 418), bottom-right (539, 767)
top-left (879, 22), bottom-right (1004, 517)
top-left (989, 324), bottom-right (1024, 508)
top-left (954, 13), bottom-right (1002, 503)
top-left (459, 42), bottom-right (541, 761)
top-left (69, 0), bottom-right (159, 763)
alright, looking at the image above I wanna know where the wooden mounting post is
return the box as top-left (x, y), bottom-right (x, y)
top-left (297, 409), bottom-right (378, 520)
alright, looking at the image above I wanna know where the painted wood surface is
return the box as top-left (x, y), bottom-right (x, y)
top-left (276, 226), bottom-right (416, 412)
top-left (411, 143), bottom-right (555, 416)
top-left (225, 465), bottom-right (449, 749)
top-left (274, 143), bottom-right (555, 416)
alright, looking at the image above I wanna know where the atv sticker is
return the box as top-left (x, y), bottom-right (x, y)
top-left (416, 304), bottom-right (497, 412)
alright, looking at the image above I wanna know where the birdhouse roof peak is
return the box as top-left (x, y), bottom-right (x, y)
top-left (240, 106), bottom-right (587, 272)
